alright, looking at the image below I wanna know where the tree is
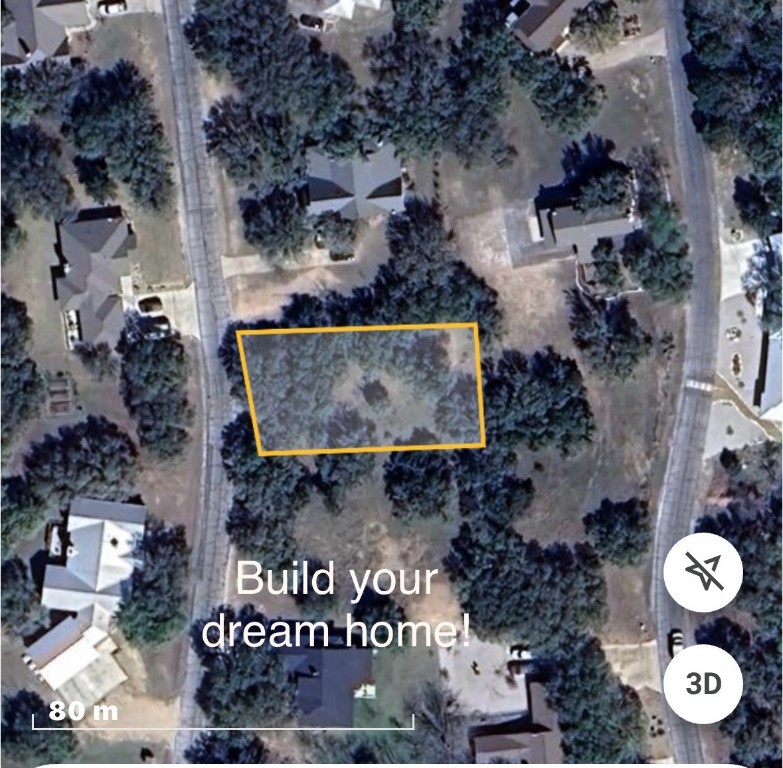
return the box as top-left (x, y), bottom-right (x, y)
top-left (240, 188), bottom-right (309, 261)
top-left (566, 289), bottom-right (652, 379)
top-left (1, 197), bottom-right (26, 257)
top-left (292, 557), bottom-right (338, 619)
top-left (1, 293), bottom-right (44, 446)
top-left (117, 518), bottom-right (189, 646)
top-left (583, 497), bottom-right (652, 566)
top-left (590, 237), bottom-right (625, 291)
top-left (382, 439), bottom-right (452, 520)
top-left (513, 51), bottom-right (606, 135)
top-left (574, 165), bottom-right (632, 214)
top-left (538, 634), bottom-right (648, 761)
top-left (1, 476), bottom-right (47, 550)
top-left (742, 242), bottom-right (781, 333)
top-left (391, 0), bottom-right (447, 30)
top-left (66, 60), bottom-right (173, 211)
top-left (73, 341), bottom-right (118, 380)
top-left (192, 605), bottom-right (295, 727)
top-left (221, 412), bottom-right (311, 568)
top-left (1, 690), bottom-right (78, 766)
top-left (444, 523), bottom-right (607, 648)
top-left (434, 374), bottom-right (480, 442)
top-left (117, 323), bottom-right (193, 459)
top-left (73, 155), bottom-right (117, 204)
top-left (570, 1), bottom-right (621, 53)
top-left (483, 347), bottom-right (595, 454)
top-left (734, 174), bottom-right (781, 238)
top-left (1, 122), bottom-right (73, 220)
top-left (19, 415), bottom-right (139, 511)
top-left (352, 588), bottom-right (406, 646)
top-left (1, 556), bottom-right (43, 633)
top-left (1, 59), bottom-right (77, 125)
top-left (186, 732), bottom-right (272, 764)
top-left (311, 211), bottom-right (358, 258)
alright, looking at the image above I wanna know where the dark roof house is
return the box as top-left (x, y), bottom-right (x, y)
top-left (504, 0), bottom-right (589, 51)
top-left (1, 0), bottom-right (90, 66)
top-left (274, 623), bottom-right (373, 727)
top-left (52, 207), bottom-right (137, 348)
top-left (303, 142), bottom-right (404, 220)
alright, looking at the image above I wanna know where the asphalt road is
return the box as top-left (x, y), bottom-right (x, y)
top-left (160, 0), bottom-right (234, 758)
top-left (653, 0), bottom-right (722, 762)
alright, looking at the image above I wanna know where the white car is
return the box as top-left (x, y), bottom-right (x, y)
top-left (99, 0), bottom-right (128, 16)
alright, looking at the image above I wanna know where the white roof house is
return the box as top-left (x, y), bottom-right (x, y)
top-left (24, 498), bottom-right (146, 707)
top-left (320, 0), bottom-right (383, 19)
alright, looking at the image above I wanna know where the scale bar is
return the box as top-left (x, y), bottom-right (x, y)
top-left (31, 714), bottom-right (416, 732)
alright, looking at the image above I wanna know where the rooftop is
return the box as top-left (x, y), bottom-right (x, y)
top-left (506, 0), bottom-right (589, 51)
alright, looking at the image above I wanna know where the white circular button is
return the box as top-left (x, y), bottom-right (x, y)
top-left (663, 532), bottom-right (743, 612)
top-left (663, 644), bottom-right (743, 724)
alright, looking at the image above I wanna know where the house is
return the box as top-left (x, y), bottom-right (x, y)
top-left (274, 623), bottom-right (374, 727)
top-left (504, 0), bottom-right (589, 52)
top-left (1, 0), bottom-right (91, 67)
top-left (292, 0), bottom-right (383, 21)
top-left (51, 206), bottom-right (137, 349)
top-left (534, 196), bottom-right (636, 258)
top-left (23, 498), bottom-right (147, 707)
top-left (303, 142), bottom-right (404, 221)
top-left (472, 681), bottom-right (563, 763)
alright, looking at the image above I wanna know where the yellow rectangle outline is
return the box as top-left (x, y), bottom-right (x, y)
top-left (236, 322), bottom-right (487, 457)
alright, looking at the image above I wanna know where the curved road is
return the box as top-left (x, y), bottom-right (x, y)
top-left (160, 0), bottom-right (234, 758)
top-left (653, 0), bottom-right (721, 762)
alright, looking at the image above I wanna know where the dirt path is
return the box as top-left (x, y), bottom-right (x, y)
top-left (587, 28), bottom-right (667, 71)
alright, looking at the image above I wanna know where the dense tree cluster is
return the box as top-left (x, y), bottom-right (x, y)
top-left (1, 122), bottom-right (73, 221)
top-left (186, 732), bottom-right (272, 764)
top-left (444, 522), bottom-right (606, 647)
top-left (2, 416), bottom-right (138, 549)
top-left (1, 198), bottom-right (26, 257)
top-left (382, 437), bottom-right (452, 520)
top-left (569, 0), bottom-right (621, 53)
top-left (536, 634), bottom-right (648, 761)
top-left (66, 60), bottom-right (173, 211)
top-left (1, 690), bottom-right (78, 766)
top-left (590, 238), bottom-right (625, 291)
top-left (1, 556), bottom-right (43, 633)
top-left (483, 347), bottom-right (595, 454)
top-left (352, 588), bottom-right (407, 646)
top-left (391, 0), bottom-right (447, 30)
top-left (221, 412), bottom-right (311, 568)
top-left (117, 322), bottom-right (193, 459)
top-left (239, 188), bottom-right (310, 260)
top-left (117, 518), bottom-right (189, 646)
top-left (1, 293), bottom-right (44, 447)
top-left (73, 341), bottom-right (118, 380)
top-left (513, 50), bottom-right (606, 135)
top-left (695, 443), bottom-right (781, 768)
top-left (191, 605), bottom-right (295, 727)
top-left (683, 0), bottom-right (781, 235)
top-left (566, 289), bottom-right (652, 379)
top-left (582, 497), bottom-right (652, 566)
top-left (1, 60), bottom-right (77, 125)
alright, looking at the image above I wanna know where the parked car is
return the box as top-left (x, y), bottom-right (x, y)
top-left (668, 629), bottom-right (684, 657)
top-left (298, 14), bottom-right (324, 31)
top-left (99, 0), bottom-right (128, 16)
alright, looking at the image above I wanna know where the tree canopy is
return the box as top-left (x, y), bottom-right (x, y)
top-left (1, 556), bottom-right (43, 633)
top-left (583, 497), bottom-right (652, 566)
top-left (117, 517), bottom-right (189, 647)
top-left (186, 732), bottom-right (272, 764)
top-left (570, 1), bottom-right (621, 53)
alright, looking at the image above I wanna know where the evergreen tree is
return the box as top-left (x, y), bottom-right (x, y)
top-left (583, 497), bottom-right (652, 566)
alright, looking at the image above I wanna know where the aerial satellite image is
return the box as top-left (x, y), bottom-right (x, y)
top-left (0, 0), bottom-right (780, 765)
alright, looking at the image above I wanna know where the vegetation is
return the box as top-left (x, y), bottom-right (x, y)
top-left (118, 518), bottom-right (189, 647)
top-left (192, 605), bottom-right (295, 727)
top-left (1, 556), bottom-right (43, 633)
top-left (73, 155), bottom-right (117, 205)
top-left (483, 347), bottom-right (595, 454)
top-left (117, 322), bottom-right (193, 459)
top-left (566, 289), bottom-right (652, 379)
top-left (186, 732), bottom-right (272, 764)
top-left (569, 1), bottom-right (621, 53)
top-left (66, 60), bottom-right (173, 211)
top-left (513, 51), bottom-right (606, 135)
top-left (382, 441), bottom-right (452, 520)
top-left (695, 442), bottom-right (781, 768)
top-left (1, 60), bottom-right (77, 125)
top-left (292, 557), bottom-right (338, 619)
top-left (590, 238), bottom-right (625, 291)
top-left (583, 497), bottom-right (652, 566)
top-left (1, 293), bottom-right (44, 446)
top-left (1, 476), bottom-right (47, 550)
top-left (1, 690), bottom-right (78, 766)
top-left (1, 122), bottom-right (73, 220)
top-left (311, 211), bottom-right (358, 259)
top-left (391, 0), bottom-right (447, 30)
top-left (240, 188), bottom-right (309, 261)
top-left (73, 341), bottom-right (118, 380)
top-left (444, 522), bottom-right (606, 648)
top-left (1, 198), bottom-right (26, 257)
top-left (221, 413), bottom-right (311, 568)
top-left (537, 634), bottom-right (648, 761)
top-left (683, 0), bottom-right (781, 235)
